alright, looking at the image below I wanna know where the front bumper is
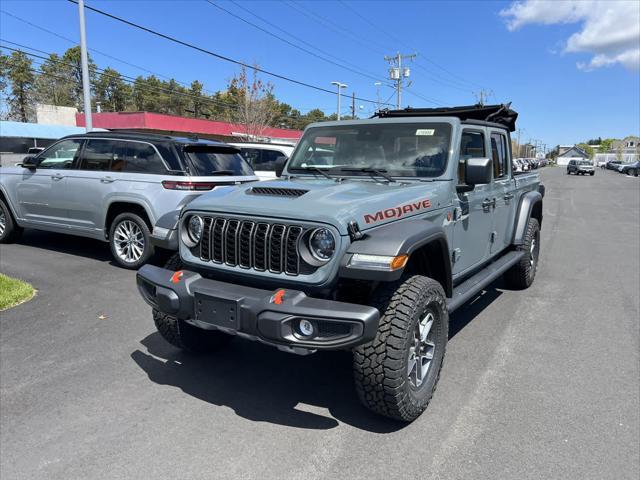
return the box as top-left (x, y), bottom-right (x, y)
top-left (136, 264), bottom-right (380, 353)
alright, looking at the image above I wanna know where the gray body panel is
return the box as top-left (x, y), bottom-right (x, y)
top-left (0, 135), bottom-right (258, 242)
top-left (179, 116), bottom-right (541, 292)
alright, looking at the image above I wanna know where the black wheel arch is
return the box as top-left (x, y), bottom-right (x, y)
top-left (512, 190), bottom-right (543, 246)
top-left (105, 201), bottom-right (153, 238)
top-left (339, 219), bottom-right (453, 297)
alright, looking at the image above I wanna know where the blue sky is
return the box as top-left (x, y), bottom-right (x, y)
top-left (1, 0), bottom-right (638, 148)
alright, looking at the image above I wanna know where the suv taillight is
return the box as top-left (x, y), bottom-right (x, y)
top-left (162, 181), bottom-right (217, 191)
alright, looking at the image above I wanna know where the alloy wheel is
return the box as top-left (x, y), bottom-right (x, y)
top-left (113, 220), bottom-right (145, 264)
top-left (408, 310), bottom-right (436, 388)
top-left (0, 210), bottom-right (5, 237)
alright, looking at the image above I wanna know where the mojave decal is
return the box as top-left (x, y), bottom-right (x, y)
top-left (363, 198), bottom-right (432, 224)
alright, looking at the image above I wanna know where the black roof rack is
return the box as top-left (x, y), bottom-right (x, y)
top-left (372, 103), bottom-right (518, 132)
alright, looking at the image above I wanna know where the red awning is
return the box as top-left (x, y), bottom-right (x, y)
top-left (76, 111), bottom-right (303, 140)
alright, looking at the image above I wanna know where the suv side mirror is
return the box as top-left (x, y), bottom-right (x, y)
top-left (465, 157), bottom-right (492, 185)
top-left (21, 155), bottom-right (38, 169)
top-left (274, 156), bottom-right (287, 177)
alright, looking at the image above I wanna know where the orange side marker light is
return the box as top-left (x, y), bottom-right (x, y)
top-left (170, 271), bottom-right (184, 284)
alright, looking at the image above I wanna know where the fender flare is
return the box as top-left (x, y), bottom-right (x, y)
top-left (512, 190), bottom-right (543, 245)
top-left (339, 219), bottom-right (452, 296)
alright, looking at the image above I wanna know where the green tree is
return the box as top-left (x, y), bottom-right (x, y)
top-left (188, 80), bottom-right (205, 118)
top-left (61, 46), bottom-right (96, 110)
top-left (599, 138), bottom-right (615, 152)
top-left (34, 53), bottom-right (74, 107)
top-left (131, 75), bottom-right (164, 112)
top-left (6, 51), bottom-right (35, 122)
top-left (164, 79), bottom-right (188, 116)
top-left (577, 143), bottom-right (594, 159)
top-left (94, 67), bottom-right (130, 112)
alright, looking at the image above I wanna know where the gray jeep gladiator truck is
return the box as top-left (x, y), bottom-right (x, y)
top-left (136, 104), bottom-right (544, 422)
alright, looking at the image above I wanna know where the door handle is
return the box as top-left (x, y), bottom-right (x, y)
top-left (101, 176), bottom-right (115, 183)
top-left (482, 198), bottom-right (493, 211)
top-left (504, 193), bottom-right (515, 201)
top-left (51, 173), bottom-right (64, 181)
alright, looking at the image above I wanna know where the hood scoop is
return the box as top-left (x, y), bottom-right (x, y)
top-left (248, 186), bottom-right (309, 198)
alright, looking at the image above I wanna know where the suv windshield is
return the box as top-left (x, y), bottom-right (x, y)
top-left (579, 161), bottom-right (592, 166)
top-left (287, 122), bottom-right (452, 178)
top-left (183, 145), bottom-right (254, 176)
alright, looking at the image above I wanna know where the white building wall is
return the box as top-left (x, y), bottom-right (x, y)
top-left (36, 104), bottom-right (78, 126)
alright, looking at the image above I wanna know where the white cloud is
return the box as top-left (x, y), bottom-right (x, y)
top-left (500, 0), bottom-right (640, 71)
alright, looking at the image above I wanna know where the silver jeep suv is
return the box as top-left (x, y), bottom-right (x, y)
top-left (0, 131), bottom-right (258, 268)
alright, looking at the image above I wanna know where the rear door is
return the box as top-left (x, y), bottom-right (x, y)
top-left (452, 128), bottom-right (494, 275)
top-left (14, 138), bottom-right (83, 226)
top-left (489, 129), bottom-right (517, 254)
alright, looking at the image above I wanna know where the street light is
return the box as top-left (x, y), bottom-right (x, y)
top-left (331, 81), bottom-right (348, 120)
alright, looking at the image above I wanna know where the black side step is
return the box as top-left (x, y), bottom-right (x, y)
top-left (447, 251), bottom-right (525, 313)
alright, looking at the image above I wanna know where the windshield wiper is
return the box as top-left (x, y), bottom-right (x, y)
top-left (207, 170), bottom-right (236, 175)
top-left (294, 166), bottom-right (333, 180)
top-left (338, 167), bottom-right (396, 183)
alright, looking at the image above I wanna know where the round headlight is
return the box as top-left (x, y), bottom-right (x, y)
top-left (308, 228), bottom-right (336, 261)
top-left (187, 215), bottom-right (203, 243)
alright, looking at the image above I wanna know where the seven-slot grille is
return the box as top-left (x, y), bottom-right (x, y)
top-left (199, 217), bottom-right (305, 275)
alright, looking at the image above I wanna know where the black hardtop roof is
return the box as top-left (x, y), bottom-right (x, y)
top-left (61, 130), bottom-right (235, 147)
top-left (373, 103), bottom-right (518, 132)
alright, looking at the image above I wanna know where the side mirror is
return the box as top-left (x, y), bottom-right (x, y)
top-left (465, 157), bottom-right (492, 185)
top-left (274, 156), bottom-right (287, 177)
top-left (21, 155), bottom-right (38, 169)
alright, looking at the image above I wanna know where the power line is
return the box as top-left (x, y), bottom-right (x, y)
top-left (0, 9), bottom-right (202, 91)
top-left (1, 43), bottom-right (242, 112)
top-left (205, 0), bottom-right (387, 84)
top-left (65, 0), bottom-right (387, 107)
top-left (336, 0), bottom-right (485, 91)
top-left (1, 42), bottom-right (340, 117)
top-left (284, 0), bottom-right (455, 103)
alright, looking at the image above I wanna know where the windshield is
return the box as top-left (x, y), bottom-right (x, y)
top-left (287, 122), bottom-right (452, 178)
top-left (184, 146), bottom-right (254, 176)
top-left (579, 161), bottom-right (592, 166)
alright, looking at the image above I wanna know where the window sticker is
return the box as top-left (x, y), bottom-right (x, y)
top-left (416, 129), bottom-right (435, 136)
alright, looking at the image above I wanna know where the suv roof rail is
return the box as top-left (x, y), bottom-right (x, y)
top-left (372, 103), bottom-right (518, 132)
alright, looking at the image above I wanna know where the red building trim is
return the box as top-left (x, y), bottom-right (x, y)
top-left (76, 111), bottom-right (303, 140)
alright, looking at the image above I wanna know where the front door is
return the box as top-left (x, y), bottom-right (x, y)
top-left (452, 129), bottom-right (495, 275)
top-left (15, 139), bottom-right (83, 226)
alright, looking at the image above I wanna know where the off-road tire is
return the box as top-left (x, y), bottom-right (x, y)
top-left (353, 275), bottom-right (448, 422)
top-left (153, 254), bottom-right (233, 353)
top-left (504, 217), bottom-right (540, 289)
top-left (109, 212), bottom-right (154, 269)
top-left (0, 198), bottom-right (22, 243)
top-left (629, 168), bottom-right (637, 177)
top-left (590, 172), bottom-right (595, 176)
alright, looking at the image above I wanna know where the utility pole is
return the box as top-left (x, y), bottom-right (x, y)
top-left (474, 89), bottom-right (493, 106)
top-left (351, 91), bottom-right (355, 119)
top-left (384, 52), bottom-right (416, 109)
top-left (516, 128), bottom-right (525, 158)
top-left (374, 82), bottom-right (382, 111)
top-left (78, 0), bottom-right (92, 131)
top-left (331, 81), bottom-right (348, 120)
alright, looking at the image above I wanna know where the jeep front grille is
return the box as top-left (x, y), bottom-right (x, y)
top-left (199, 217), bottom-right (305, 275)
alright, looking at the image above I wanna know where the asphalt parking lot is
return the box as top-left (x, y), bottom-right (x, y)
top-left (1, 167), bottom-right (638, 480)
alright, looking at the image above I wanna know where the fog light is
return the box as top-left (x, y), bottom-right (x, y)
top-left (298, 319), bottom-right (315, 337)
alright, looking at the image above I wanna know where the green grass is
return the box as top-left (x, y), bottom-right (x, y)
top-left (0, 273), bottom-right (35, 311)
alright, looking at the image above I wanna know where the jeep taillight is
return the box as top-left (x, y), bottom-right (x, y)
top-left (162, 181), bottom-right (217, 191)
